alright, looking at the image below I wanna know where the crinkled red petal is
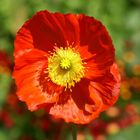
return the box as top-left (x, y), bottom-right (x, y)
top-left (14, 48), bottom-right (48, 69)
top-left (49, 79), bottom-right (103, 124)
top-left (14, 10), bottom-right (80, 59)
top-left (13, 49), bottom-right (63, 111)
top-left (49, 63), bottom-right (120, 124)
top-left (90, 63), bottom-right (121, 111)
top-left (76, 15), bottom-right (114, 79)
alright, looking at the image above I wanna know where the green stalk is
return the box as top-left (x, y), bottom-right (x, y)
top-left (72, 124), bottom-right (77, 140)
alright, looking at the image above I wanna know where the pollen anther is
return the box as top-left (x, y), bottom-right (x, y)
top-left (48, 46), bottom-right (85, 89)
top-left (60, 58), bottom-right (71, 70)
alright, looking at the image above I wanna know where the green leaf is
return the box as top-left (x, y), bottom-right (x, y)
top-left (108, 124), bottom-right (140, 140)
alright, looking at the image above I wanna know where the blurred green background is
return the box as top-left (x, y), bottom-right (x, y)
top-left (0, 0), bottom-right (140, 140)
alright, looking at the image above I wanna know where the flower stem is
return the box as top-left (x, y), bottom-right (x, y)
top-left (72, 124), bottom-right (77, 140)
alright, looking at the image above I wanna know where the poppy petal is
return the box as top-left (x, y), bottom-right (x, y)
top-left (13, 49), bottom-right (63, 111)
top-left (90, 63), bottom-right (121, 111)
top-left (14, 10), bottom-right (80, 58)
top-left (49, 63), bottom-right (120, 124)
top-left (49, 93), bottom-right (101, 124)
top-left (77, 14), bottom-right (114, 79)
top-left (14, 61), bottom-right (63, 111)
top-left (49, 79), bottom-right (103, 124)
top-left (14, 48), bottom-right (48, 68)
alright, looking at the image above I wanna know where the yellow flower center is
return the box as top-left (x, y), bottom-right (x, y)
top-left (48, 47), bottom-right (85, 89)
top-left (60, 58), bottom-right (71, 70)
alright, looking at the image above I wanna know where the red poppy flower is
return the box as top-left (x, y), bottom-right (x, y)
top-left (13, 10), bottom-right (121, 124)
